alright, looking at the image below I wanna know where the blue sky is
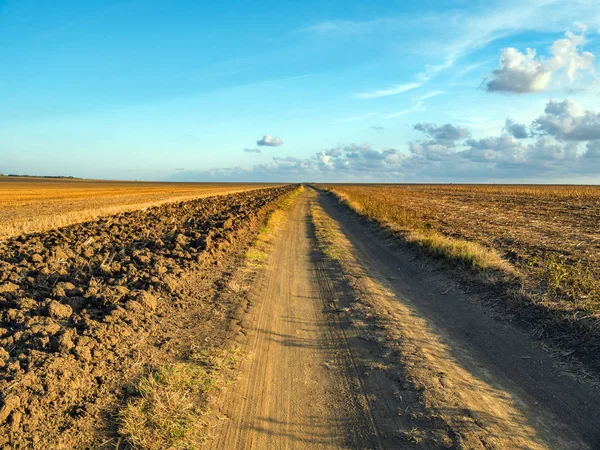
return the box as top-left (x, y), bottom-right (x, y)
top-left (1, 0), bottom-right (600, 182)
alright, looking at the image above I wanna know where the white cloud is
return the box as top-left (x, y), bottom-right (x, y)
top-left (256, 135), bottom-right (284, 146)
top-left (485, 47), bottom-right (552, 93)
top-left (297, 18), bottom-right (402, 36)
top-left (354, 82), bottom-right (422, 100)
top-left (413, 123), bottom-right (470, 145)
top-left (503, 119), bottom-right (530, 139)
top-left (174, 100), bottom-right (600, 182)
top-left (418, 90), bottom-right (444, 101)
top-left (485, 25), bottom-right (596, 93)
top-left (332, 112), bottom-right (378, 124)
top-left (386, 102), bottom-right (423, 119)
top-left (533, 100), bottom-right (600, 140)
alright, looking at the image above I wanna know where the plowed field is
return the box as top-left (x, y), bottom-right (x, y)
top-left (0, 185), bottom-right (293, 448)
top-left (0, 177), bottom-right (278, 239)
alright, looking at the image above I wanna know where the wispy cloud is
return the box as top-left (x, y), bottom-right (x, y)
top-left (417, 90), bottom-right (444, 101)
top-left (297, 18), bottom-right (405, 36)
top-left (385, 101), bottom-right (424, 119)
top-left (244, 148), bottom-right (262, 153)
top-left (332, 112), bottom-right (378, 124)
top-left (354, 82), bottom-right (422, 100)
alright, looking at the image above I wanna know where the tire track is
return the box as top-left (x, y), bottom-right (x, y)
top-left (206, 190), bottom-right (378, 449)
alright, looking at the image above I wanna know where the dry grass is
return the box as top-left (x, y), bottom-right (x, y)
top-left (319, 184), bottom-right (600, 312)
top-left (327, 189), bottom-right (511, 273)
top-left (0, 177), bottom-right (278, 240)
top-left (119, 348), bottom-right (241, 450)
top-left (408, 232), bottom-right (512, 272)
top-left (244, 185), bottom-right (305, 266)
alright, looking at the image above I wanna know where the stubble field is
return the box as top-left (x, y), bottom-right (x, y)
top-left (320, 184), bottom-right (600, 360)
top-left (0, 177), bottom-right (277, 240)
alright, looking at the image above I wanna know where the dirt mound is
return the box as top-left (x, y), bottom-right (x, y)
top-left (0, 186), bottom-right (293, 449)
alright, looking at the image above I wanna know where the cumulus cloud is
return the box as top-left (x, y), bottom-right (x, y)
top-left (244, 148), bottom-right (262, 153)
top-left (413, 123), bottom-right (470, 145)
top-left (503, 119), bottom-right (530, 139)
top-left (460, 136), bottom-right (525, 164)
top-left (256, 135), bottom-right (284, 146)
top-left (485, 25), bottom-right (596, 94)
top-left (533, 100), bottom-right (600, 141)
top-left (584, 141), bottom-right (600, 159)
top-left (311, 144), bottom-right (404, 173)
top-left (173, 100), bottom-right (600, 182)
top-left (485, 48), bottom-right (552, 93)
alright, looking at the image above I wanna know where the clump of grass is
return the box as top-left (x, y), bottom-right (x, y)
top-left (245, 248), bottom-right (268, 264)
top-left (407, 231), bottom-right (511, 272)
top-left (540, 254), bottom-right (600, 311)
top-left (119, 348), bottom-right (240, 450)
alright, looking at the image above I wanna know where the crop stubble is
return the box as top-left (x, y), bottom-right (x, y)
top-left (320, 184), bottom-right (600, 367)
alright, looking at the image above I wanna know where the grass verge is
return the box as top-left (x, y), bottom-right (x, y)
top-left (244, 185), bottom-right (304, 266)
top-left (119, 348), bottom-right (240, 449)
top-left (118, 185), bottom-right (304, 449)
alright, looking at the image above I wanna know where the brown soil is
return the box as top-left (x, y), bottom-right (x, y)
top-left (0, 185), bottom-right (293, 449)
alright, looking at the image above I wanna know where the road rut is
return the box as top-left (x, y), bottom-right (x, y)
top-left (207, 189), bottom-right (379, 449)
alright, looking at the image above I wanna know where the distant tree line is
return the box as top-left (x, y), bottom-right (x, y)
top-left (0, 174), bottom-right (79, 179)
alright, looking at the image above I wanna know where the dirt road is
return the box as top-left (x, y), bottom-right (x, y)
top-left (206, 188), bottom-right (600, 449)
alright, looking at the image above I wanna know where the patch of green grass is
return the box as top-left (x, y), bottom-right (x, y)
top-left (539, 253), bottom-right (600, 311)
top-left (244, 185), bottom-right (305, 264)
top-left (245, 248), bottom-right (268, 263)
top-left (278, 184), bottom-right (304, 210)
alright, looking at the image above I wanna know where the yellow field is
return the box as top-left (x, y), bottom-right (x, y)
top-left (0, 177), bottom-right (276, 239)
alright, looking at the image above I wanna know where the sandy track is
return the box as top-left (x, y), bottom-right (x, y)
top-left (208, 190), bottom-right (378, 449)
top-left (206, 189), bottom-right (600, 449)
